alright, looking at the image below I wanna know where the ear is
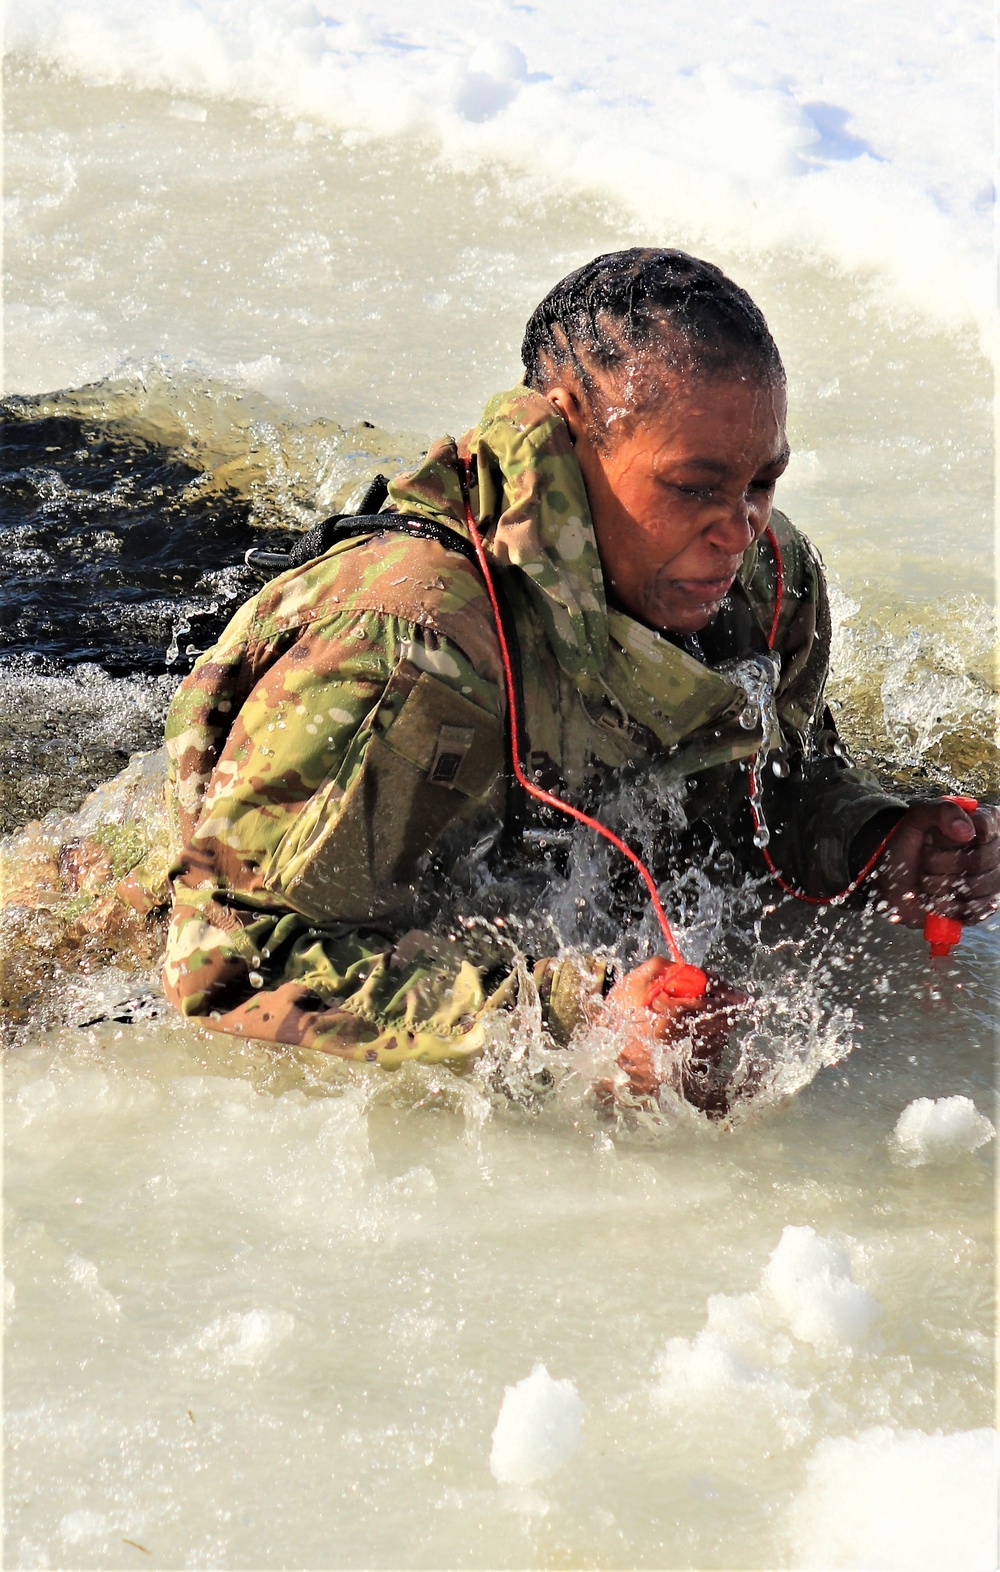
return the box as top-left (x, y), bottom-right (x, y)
top-left (543, 383), bottom-right (588, 445)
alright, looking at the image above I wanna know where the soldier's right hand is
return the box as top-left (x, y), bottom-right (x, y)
top-left (601, 956), bottom-right (747, 1117)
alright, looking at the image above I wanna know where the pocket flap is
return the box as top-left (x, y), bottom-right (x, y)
top-left (265, 667), bottom-right (503, 922)
top-left (380, 672), bottom-right (503, 798)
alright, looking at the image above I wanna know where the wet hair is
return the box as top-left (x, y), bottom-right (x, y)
top-left (521, 248), bottom-right (784, 428)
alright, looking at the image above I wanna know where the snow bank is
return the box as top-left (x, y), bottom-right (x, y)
top-left (787, 1426), bottom-right (999, 1570)
top-left (10, 0), bottom-right (992, 341)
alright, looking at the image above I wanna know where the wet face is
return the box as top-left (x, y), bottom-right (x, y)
top-left (546, 369), bottom-right (789, 634)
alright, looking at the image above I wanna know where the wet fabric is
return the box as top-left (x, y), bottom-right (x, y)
top-left (162, 386), bottom-right (905, 1064)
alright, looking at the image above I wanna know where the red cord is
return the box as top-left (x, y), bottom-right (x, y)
top-left (460, 482), bottom-right (686, 965)
top-left (755, 527), bottom-right (900, 905)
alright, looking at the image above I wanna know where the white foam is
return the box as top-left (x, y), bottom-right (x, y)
top-left (59, 1509), bottom-right (111, 1545)
top-left (787, 1426), bottom-right (999, 1570)
top-left (490, 1363), bottom-right (584, 1486)
top-left (187, 1308), bottom-right (296, 1368)
top-left (892, 1095), bottom-right (996, 1166)
top-left (10, 0), bottom-right (991, 341)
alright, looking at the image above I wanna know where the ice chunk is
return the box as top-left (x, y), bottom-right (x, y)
top-left (168, 99), bottom-right (208, 122)
top-left (65, 1253), bottom-right (121, 1316)
top-left (787, 1426), bottom-right (998, 1570)
top-left (653, 1290), bottom-right (811, 1447)
top-left (658, 1291), bottom-right (772, 1393)
top-left (653, 1226), bottom-right (878, 1450)
top-left (15, 1080), bottom-right (57, 1111)
top-left (892, 1095), bottom-right (995, 1166)
top-left (760, 1226), bottom-right (879, 1352)
top-left (489, 1363), bottom-right (583, 1485)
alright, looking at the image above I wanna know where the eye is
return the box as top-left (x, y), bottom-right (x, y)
top-left (672, 484), bottom-right (716, 502)
top-left (746, 473), bottom-right (785, 506)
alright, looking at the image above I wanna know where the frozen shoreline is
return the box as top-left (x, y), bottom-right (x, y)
top-left (9, 0), bottom-right (993, 343)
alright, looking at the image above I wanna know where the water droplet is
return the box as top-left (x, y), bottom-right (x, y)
top-left (753, 826), bottom-right (770, 848)
top-left (771, 757), bottom-right (790, 778)
top-left (248, 970), bottom-right (264, 989)
top-left (739, 706), bottom-right (757, 730)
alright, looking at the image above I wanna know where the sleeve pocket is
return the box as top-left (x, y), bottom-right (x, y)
top-left (263, 666), bottom-right (504, 922)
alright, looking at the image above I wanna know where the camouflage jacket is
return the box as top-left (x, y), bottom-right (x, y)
top-left (162, 387), bottom-right (904, 1066)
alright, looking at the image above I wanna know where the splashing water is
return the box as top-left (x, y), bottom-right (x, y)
top-left (828, 586), bottom-right (999, 799)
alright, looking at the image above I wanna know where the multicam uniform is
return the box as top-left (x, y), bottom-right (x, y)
top-left (163, 388), bottom-right (904, 1064)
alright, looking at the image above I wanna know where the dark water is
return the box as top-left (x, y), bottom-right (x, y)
top-left (0, 400), bottom-right (286, 830)
top-left (0, 402), bottom-right (287, 673)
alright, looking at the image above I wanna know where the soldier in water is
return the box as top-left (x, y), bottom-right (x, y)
top-left (161, 249), bottom-right (1000, 1112)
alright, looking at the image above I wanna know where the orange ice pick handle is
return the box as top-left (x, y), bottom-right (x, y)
top-left (644, 963), bottom-right (709, 1005)
top-left (923, 796), bottom-right (978, 957)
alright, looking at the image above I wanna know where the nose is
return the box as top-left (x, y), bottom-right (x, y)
top-left (704, 496), bottom-right (757, 555)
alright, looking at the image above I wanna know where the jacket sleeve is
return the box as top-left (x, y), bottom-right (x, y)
top-left (759, 715), bottom-right (907, 897)
top-left (163, 602), bottom-right (533, 1067)
top-left (757, 521), bottom-right (907, 897)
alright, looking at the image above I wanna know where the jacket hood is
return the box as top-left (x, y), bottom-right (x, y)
top-left (388, 386), bottom-right (609, 679)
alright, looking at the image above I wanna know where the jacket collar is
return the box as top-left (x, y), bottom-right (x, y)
top-left (388, 386), bottom-right (608, 679)
top-left (387, 385), bottom-right (772, 724)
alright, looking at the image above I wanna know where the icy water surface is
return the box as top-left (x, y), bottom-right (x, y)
top-left (4, 939), bottom-right (997, 1568)
top-left (3, 40), bottom-right (998, 1572)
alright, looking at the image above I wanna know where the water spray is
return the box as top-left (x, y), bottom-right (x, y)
top-left (749, 538), bottom-right (981, 965)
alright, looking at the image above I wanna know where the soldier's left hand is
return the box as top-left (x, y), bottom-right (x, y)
top-left (874, 799), bottom-right (1000, 929)
top-left (603, 957), bottom-right (747, 1117)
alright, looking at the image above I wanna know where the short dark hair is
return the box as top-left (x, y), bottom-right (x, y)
top-left (521, 248), bottom-right (784, 407)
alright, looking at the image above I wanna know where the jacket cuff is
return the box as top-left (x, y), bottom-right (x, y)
top-left (813, 789), bottom-right (908, 892)
top-left (532, 955), bottom-right (614, 1047)
top-left (847, 804), bottom-right (908, 882)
